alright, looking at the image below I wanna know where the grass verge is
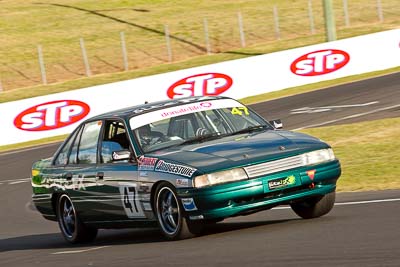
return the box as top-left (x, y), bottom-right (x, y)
top-left (1, 0), bottom-right (399, 90)
top-left (300, 117), bottom-right (400, 192)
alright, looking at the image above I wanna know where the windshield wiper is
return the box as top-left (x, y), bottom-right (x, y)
top-left (230, 125), bottom-right (269, 135)
top-left (179, 132), bottom-right (224, 145)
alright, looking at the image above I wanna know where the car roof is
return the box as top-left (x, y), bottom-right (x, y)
top-left (89, 95), bottom-right (231, 121)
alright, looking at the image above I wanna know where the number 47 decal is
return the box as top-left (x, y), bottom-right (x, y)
top-left (231, 107), bottom-right (249, 116)
top-left (118, 183), bottom-right (145, 218)
top-left (124, 187), bottom-right (138, 213)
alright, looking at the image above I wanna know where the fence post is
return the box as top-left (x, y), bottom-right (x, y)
top-left (343, 0), bottom-right (350, 27)
top-left (376, 0), bottom-right (384, 22)
top-left (80, 38), bottom-right (91, 77)
top-left (120, 32), bottom-right (129, 71)
top-left (323, 0), bottom-right (337, 41)
top-left (308, 0), bottom-right (315, 34)
top-left (273, 5), bottom-right (281, 40)
top-left (164, 25), bottom-right (172, 62)
top-left (238, 11), bottom-right (246, 47)
top-left (203, 18), bottom-right (211, 54)
top-left (37, 45), bottom-right (47, 85)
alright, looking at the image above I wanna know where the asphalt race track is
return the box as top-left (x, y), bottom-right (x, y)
top-left (251, 72), bottom-right (400, 130)
top-left (1, 72), bottom-right (400, 266)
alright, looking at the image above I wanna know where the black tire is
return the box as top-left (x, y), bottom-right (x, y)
top-left (154, 182), bottom-right (203, 240)
top-left (56, 194), bottom-right (98, 244)
top-left (290, 191), bottom-right (336, 219)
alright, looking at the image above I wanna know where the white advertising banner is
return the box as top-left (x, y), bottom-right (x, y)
top-left (0, 29), bottom-right (399, 146)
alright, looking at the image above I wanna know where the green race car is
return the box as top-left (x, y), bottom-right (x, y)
top-left (31, 96), bottom-right (341, 243)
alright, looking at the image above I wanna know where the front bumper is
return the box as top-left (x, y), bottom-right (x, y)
top-left (178, 160), bottom-right (341, 220)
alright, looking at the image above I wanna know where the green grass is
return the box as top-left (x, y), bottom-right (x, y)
top-left (300, 117), bottom-right (400, 192)
top-left (0, 0), bottom-right (399, 95)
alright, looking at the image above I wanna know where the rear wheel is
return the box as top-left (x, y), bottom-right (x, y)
top-left (154, 182), bottom-right (203, 240)
top-left (56, 194), bottom-right (97, 243)
top-left (290, 191), bottom-right (336, 219)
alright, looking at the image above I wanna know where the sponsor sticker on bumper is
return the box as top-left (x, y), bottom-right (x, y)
top-left (267, 175), bottom-right (297, 191)
top-left (181, 198), bottom-right (197, 211)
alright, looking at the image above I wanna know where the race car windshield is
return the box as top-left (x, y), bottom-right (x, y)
top-left (130, 101), bottom-right (272, 153)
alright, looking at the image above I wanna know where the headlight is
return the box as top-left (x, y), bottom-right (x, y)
top-left (194, 168), bottom-right (248, 188)
top-left (301, 148), bottom-right (335, 165)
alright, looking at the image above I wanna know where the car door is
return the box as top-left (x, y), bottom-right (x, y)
top-left (63, 120), bottom-right (103, 222)
top-left (92, 119), bottom-right (146, 222)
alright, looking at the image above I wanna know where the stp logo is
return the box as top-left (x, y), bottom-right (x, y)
top-left (167, 73), bottom-right (233, 99)
top-left (291, 49), bottom-right (350, 76)
top-left (14, 100), bottom-right (90, 131)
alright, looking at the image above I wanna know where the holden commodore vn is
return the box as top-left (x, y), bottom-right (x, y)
top-left (31, 96), bottom-right (341, 243)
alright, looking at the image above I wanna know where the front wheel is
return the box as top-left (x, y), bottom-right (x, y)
top-left (154, 182), bottom-right (203, 240)
top-left (290, 191), bottom-right (336, 219)
top-left (56, 194), bottom-right (98, 243)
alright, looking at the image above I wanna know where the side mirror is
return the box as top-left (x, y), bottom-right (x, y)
top-left (269, 119), bottom-right (283, 129)
top-left (112, 150), bottom-right (131, 161)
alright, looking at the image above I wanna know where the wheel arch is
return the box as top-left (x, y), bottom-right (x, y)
top-left (51, 192), bottom-right (62, 215)
top-left (150, 180), bottom-right (175, 212)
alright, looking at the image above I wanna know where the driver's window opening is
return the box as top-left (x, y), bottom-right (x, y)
top-left (101, 121), bottom-right (130, 163)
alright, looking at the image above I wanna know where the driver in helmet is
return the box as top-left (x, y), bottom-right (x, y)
top-left (136, 124), bottom-right (163, 147)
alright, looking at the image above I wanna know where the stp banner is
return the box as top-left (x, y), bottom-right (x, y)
top-left (0, 29), bottom-right (399, 146)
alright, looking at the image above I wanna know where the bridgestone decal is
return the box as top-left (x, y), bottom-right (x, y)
top-left (155, 160), bottom-right (196, 178)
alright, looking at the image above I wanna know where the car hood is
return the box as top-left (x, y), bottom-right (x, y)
top-left (146, 130), bottom-right (329, 174)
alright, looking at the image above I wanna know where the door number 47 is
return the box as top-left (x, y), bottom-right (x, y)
top-left (119, 183), bottom-right (144, 218)
top-left (124, 187), bottom-right (138, 213)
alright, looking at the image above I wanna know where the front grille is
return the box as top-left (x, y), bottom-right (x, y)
top-left (244, 155), bottom-right (303, 178)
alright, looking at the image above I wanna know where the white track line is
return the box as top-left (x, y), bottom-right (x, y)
top-left (291, 101), bottom-right (379, 113)
top-left (8, 180), bottom-right (29, 185)
top-left (273, 197), bottom-right (400, 210)
top-left (0, 178), bottom-right (30, 186)
top-left (293, 103), bottom-right (400, 130)
top-left (1, 178), bottom-right (30, 183)
top-left (0, 178), bottom-right (30, 185)
top-left (51, 246), bottom-right (109, 255)
top-left (335, 198), bottom-right (400, 206)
